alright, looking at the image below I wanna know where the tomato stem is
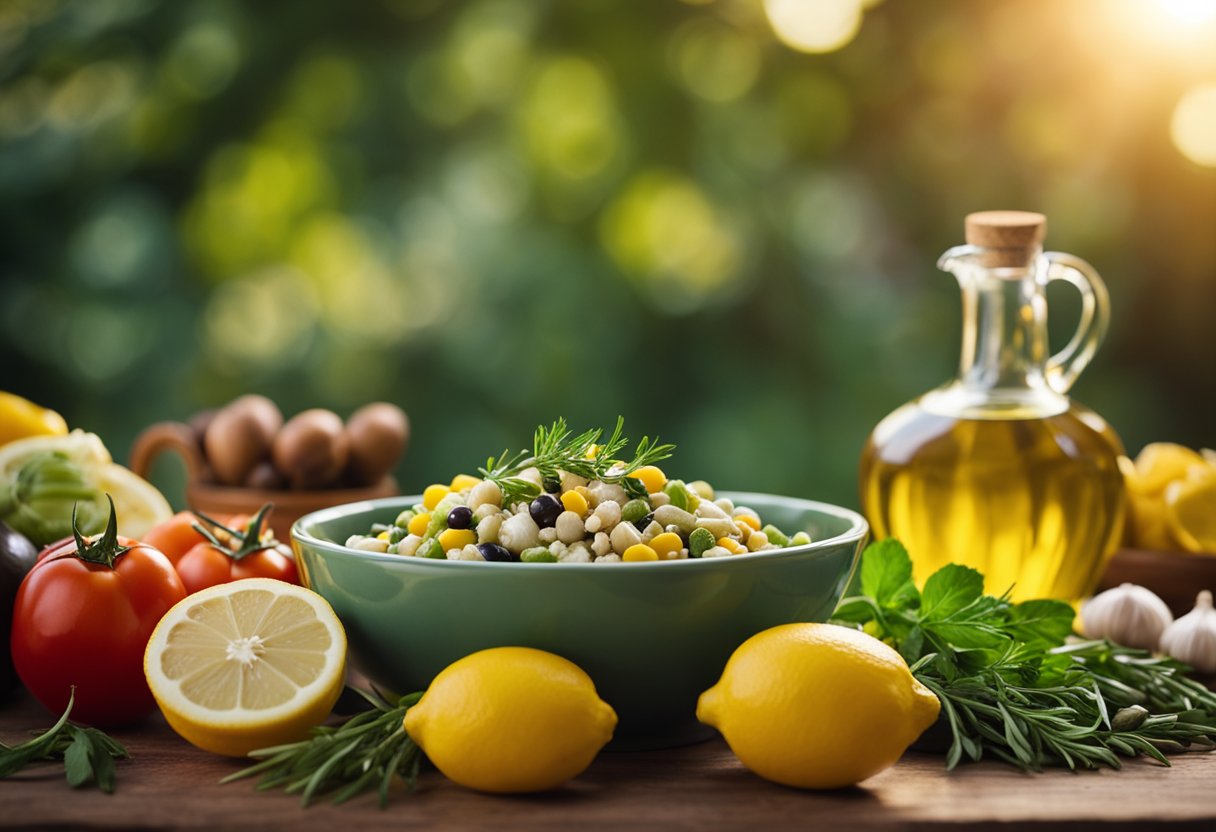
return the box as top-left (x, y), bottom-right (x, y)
top-left (191, 503), bottom-right (278, 562)
top-left (70, 495), bottom-right (129, 569)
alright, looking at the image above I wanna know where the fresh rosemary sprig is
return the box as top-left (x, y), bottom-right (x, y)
top-left (222, 688), bottom-right (425, 808)
top-left (832, 540), bottom-right (1216, 772)
top-left (0, 689), bottom-right (129, 792)
top-left (478, 417), bottom-right (674, 504)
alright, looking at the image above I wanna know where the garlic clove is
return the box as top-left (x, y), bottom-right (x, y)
top-left (1079, 582), bottom-right (1173, 651)
top-left (1159, 590), bottom-right (1216, 676)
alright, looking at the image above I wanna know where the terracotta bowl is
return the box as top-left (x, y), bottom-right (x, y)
top-left (129, 421), bottom-right (397, 542)
top-left (1096, 548), bottom-right (1216, 617)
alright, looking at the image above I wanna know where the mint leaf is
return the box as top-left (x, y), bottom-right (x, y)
top-left (920, 563), bottom-right (984, 620)
top-left (859, 539), bottom-right (918, 607)
top-left (925, 621), bottom-right (1009, 650)
top-left (1007, 599), bottom-right (1075, 649)
top-left (831, 596), bottom-right (882, 624)
top-left (898, 626), bottom-right (925, 663)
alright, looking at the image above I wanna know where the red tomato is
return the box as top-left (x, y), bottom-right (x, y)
top-left (141, 511), bottom-right (210, 565)
top-left (176, 541), bottom-right (298, 595)
top-left (11, 508), bottom-right (187, 727)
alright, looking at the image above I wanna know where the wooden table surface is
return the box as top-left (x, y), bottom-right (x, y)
top-left (1, 690), bottom-right (1214, 831)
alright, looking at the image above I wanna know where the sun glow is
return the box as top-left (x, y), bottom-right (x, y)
top-left (1155, 0), bottom-right (1216, 25)
top-left (1172, 83), bottom-right (1216, 167)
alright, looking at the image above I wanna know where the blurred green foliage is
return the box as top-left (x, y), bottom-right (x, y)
top-left (1, 0), bottom-right (1214, 510)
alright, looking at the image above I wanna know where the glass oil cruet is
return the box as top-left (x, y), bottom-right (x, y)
top-left (859, 211), bottom-right (1126, 602)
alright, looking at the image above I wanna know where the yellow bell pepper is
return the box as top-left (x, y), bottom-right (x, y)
top-left (0, 392), bottom-right (68, 447)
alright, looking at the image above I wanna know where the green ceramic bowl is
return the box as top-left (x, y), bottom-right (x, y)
top-left (292, 492), bottom-right (867, 750)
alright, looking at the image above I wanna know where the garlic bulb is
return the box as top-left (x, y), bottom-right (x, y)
top-left (1079, 583), bottom-right (1173, 651)
top-left (1159, 590), bottom-right (1216, 676)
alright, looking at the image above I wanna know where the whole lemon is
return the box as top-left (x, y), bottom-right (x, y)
top-left (403, 646), bottom-right (617, 793)
top-left (697, 623), bottom-right (940, 789)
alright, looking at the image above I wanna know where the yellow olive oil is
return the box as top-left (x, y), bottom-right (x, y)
top-left (860, 402), bottom-right (1125, 602)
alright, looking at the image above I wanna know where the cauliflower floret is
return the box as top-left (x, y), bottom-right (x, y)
top-left (468, 480), bottom-right (503, 511)
top-left (498, 512), bottom-right (540, 554)
top-left (586, 480), bottom-right (628, 508)
top-left (477, 513), bottom-right (505, 545)
top-left (559, 541), bottom-right (593, 563)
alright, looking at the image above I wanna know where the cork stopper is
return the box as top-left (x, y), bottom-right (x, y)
top-left (963, 211), bottom-right (1046, 268)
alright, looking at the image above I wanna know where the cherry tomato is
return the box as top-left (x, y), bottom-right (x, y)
top-left (142, 511), bottom-right (247, 566)
top-left (176, 541), bottom-right (298, 594)
top-left (10, 500), bottom-right (187, 726)
top-left (141, 511), bottom-right (210, 565)
top-left (173, 503), bottom-right (299, 595)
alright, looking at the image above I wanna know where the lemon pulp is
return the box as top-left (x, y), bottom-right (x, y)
top-left (144, 579), bottom-right (346, 757)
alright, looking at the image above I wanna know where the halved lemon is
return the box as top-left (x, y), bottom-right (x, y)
top-left (1165, 470), bottom-right (1216, 555)
top-left (144, 578), bottom-right (347, 757)
top-left (1131, 442), bottom-right (1207, 495)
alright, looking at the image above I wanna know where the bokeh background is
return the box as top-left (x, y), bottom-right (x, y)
top-left (2, 0), bottom-right (1214, 510)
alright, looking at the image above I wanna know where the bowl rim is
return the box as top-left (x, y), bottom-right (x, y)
top-left (292, 490), bottom-right (869, 570)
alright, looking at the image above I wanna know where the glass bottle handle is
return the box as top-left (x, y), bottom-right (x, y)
top-left (1043, 252), bottom-right (1110, 394)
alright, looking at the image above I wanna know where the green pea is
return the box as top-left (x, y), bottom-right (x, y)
top-left (788, 531), bottom-right (812, 547)
top-left (688, 527), bottom-right (715, 558)
top-left (417, 538), bottom-right (445, 559)
top-left (761, 525), bottom-right (789, 547)
top-left (521, 546), bottom-right (557, 563)
top-left (395, 509), bottom-right (417, 529)
top-left (621, 498), bottom-right (651, 523)
top-left (389, 526), bottom-right (407, 545)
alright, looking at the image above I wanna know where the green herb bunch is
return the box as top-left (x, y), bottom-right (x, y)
top-left (831, 540), bottom-right (1216, 772)
top-left (479, 417), bottom-right (674, 504)
top-left (224, 689), bottom-right (424, 808)
top-left (0, 690), bottom-right (128, 792)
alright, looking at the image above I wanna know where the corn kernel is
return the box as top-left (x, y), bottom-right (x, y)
top-left (423, 484), bottom-right (450, 509)
top-left (438, 528), bottom-right (476, 551)
top-left (377, 531), bottom-right (391, 541)
top-left (650, 531), bottom-right (683, 558)
top-left (629, 465), bottom-right (667, 495)
top-left (561, 490), bottom-right (589, 516)
top-left (622, 543), bottom-right (659, 562)
top-left (746, 531), bottom-right (769, 552)
top-left (584, 443), bottom-right (600, 460)
top-left (735, 513), bottom-right (760, 532)
top-left (407, 512), bottom-right (431, 537)
top-left (449, 473), bottom-right (482, 492)
top-left (716, 537), bottom-right (746, 554)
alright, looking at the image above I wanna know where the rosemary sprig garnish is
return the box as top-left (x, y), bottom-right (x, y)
top-left (832, 540), bottom-right (1216, 772)
top-left (222, 688), bottom-right (425, 808)
top-left (478, 417), bottom-right (674, 504)
top-left (0, 689), bottom-right (129, 792)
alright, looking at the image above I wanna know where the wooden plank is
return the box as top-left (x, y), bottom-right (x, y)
top-left (1, 691), bottom-right (1214, 830)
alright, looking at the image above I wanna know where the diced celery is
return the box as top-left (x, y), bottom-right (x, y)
top-left (761, 524), bottom-right (789, 547)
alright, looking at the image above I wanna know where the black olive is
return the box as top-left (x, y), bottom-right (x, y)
top-left (447, 505), bottom-right (473, 530)
top-left (633, 512), bottom-right (654, 532)
top-left (477, 543), bottom-right (514, 562)
top-left (542, 474), bottom-right (561, 494)
top-left (529, 494), bottom-right (562, 528)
